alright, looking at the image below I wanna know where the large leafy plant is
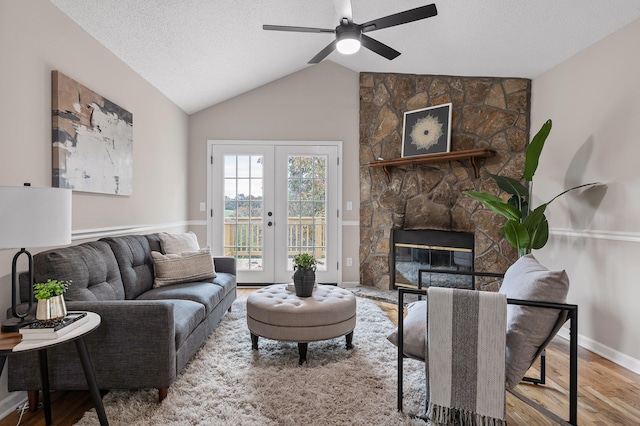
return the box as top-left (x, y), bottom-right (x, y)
top-left (464, 119), bottom-right (596, 257)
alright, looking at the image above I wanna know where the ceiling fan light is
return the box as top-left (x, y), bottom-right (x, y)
top-left (337, 38), bottom-right (361, 54)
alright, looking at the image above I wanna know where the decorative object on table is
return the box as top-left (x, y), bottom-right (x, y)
top-left (292, 253), bottom-right (316, 297)
top-left (402, 103), bottom-right (452, 158)
top-left (20, 311), bottom-right (89, 340)
top-left (0, 184), bottom-right (72, 332)
top-left (464, 119), bottom-right (599, 257)
top-left (52, 70), bottom-right (133, 196)
top-left (34, 279), bottom-right (70, 321)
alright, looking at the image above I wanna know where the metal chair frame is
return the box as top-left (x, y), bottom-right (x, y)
top-left (396, 279), bottom-right (578, 425)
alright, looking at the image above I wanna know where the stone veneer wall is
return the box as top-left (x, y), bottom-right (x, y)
top-left (359, 73), bottom-right (531, 290)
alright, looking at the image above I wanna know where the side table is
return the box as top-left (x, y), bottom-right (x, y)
top-left (0, 311), bottom-right (108, 426)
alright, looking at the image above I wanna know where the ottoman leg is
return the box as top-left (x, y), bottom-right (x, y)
top-left (345, 331), bottom-right (354, 350)
top-left (251, 333), bottom-right (259, 350)
top-left (298, 343), bottom-right (308, 365)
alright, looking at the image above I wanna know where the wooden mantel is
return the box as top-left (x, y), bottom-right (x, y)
top-left (369, 148), bottom-right (495, 181)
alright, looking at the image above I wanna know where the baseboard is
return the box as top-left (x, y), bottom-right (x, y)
top-left (557, 327), bottom-right (640, 375)
top-left (340, 281), bottom-right (359, 288)
top-left (0, 391), bottom-right (26, 421)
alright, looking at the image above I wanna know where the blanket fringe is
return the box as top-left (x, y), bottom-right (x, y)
top-left (427, 403), bottom-right (507, 426)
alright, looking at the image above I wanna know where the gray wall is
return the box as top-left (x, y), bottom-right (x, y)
top-left (0, 0), bottom-right (189, 408)
top-left (188, 61), bottom-right (361, 284)
top-left (532, 18), bottom-right (640, 371)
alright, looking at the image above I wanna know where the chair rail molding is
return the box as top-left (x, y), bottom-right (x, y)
top-left (550, 227), bottom-right (640, 243)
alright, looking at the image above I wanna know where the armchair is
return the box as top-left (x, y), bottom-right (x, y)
top-left (393, 254), bottom-right (579, 425)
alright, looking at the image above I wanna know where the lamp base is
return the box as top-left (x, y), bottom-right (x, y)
top-left (1, 315), bottom-right (36, 333)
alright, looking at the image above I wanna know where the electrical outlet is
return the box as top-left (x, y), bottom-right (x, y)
top-left (346, 257), bottom-right (353, 267)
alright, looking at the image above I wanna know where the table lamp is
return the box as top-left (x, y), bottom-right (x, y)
top-left (0, 184), bottom-right (72, 332)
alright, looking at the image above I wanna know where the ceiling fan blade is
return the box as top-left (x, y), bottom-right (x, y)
top-left (361, 34), bottom-right (401, 60)
top-left (308, 40), bottom-right (338, 64)
top-left (361, 4), bottom-right (438, 33)
top-left (263, 24), bottom-right (335, 34)
top-left (333, 0), bottom-right (353, 23)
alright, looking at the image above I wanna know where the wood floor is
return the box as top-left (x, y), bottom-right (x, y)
top-left (1, 291), bottom-right (639, 426)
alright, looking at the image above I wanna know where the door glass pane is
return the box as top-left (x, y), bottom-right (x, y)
top-left (224, 155), bottom-right (264, 271)
top-left (287, 155), bottom-right (327, 271)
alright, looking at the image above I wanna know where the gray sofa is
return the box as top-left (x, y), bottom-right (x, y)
top-left (8, 233), bottom-right (236, 404)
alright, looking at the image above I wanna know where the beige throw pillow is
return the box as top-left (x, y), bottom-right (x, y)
top-left (151, 247), bottom-right (216, 288)
top-left (159, 231), bottom-right (200, 254)
top-left (499, 254), bottom-right (569, 388)
top-left (387, 300), bottom-right (428, 360)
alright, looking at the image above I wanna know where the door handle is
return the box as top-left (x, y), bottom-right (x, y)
top-left (267, 221), bottom-right (273, 227)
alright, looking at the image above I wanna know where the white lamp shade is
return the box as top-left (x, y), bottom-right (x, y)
top-left (0, 186), bottom-right (72, 249)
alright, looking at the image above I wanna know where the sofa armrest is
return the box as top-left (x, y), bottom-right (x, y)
top-left (214, 256), bottom-right (236, 276)
top-left (8, 300), bottom-right (178, 392)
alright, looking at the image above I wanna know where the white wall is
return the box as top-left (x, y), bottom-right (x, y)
top-left (532, 18), bottom-right (640, 372)
top-left (0, 0), bottom-right (189, 411)
top-left (188, 61), bottom-right (361, 284)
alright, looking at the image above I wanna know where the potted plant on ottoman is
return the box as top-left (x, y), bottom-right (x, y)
top-left (34, 279), bottom-right (70, 322)
top-left (293, 253), bottom-right (316, 297)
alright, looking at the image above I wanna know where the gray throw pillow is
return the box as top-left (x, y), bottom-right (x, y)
top-left (151, 247), bottom-right (216, 288)
top-left (159, 231), bottom-right (200, 254)
top-left (499, 254), bottom-right (569, 388)
top-left (387, 300), bottom-right (427, 360)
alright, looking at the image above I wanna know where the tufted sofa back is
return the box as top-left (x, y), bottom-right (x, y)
top-left (101, 234), bottom-right (161, 299)
top-left (31, 241), bottom-right (125, 301)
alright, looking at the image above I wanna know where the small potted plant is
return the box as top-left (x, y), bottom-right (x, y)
top-left (293, 253), bottom-right (317, 297)
top-left (34, 279), bottom-right (70, 321)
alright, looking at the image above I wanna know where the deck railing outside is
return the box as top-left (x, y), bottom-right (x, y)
top-left (224, 216), bottom-right (326, 262)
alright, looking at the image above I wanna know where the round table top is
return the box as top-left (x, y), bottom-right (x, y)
top-left (0, 312), bottom-right (101, 354)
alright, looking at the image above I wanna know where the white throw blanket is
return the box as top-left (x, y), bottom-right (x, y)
top-left (426, 287), bottom-right (507, 426)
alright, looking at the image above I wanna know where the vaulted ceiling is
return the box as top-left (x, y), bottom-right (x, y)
top-left (51, 0), bottom-right (640, 114)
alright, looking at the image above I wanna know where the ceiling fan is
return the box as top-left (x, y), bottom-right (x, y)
top-left (263, 1), bottom-right (438, 64)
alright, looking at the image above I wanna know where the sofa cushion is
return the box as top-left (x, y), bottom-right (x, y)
top-left (33, 241), bottom-right (125, 301)
top-left (168, 299), bottom-right (206, 349)
top-left (102, 235), bottom-right (161, 299)
top-left (211, 272), bottom-right (236, 299)
top-left (499, 254), bottom-right (570, 388)
top-left (138, 280), bottom-right (223, 315)
top-left (159, 231), bottom-right (200, 254)
top-left (151, 247), bottom-right (216, 287)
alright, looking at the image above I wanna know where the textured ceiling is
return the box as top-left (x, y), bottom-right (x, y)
top-left (51, 0), bottom-right (640, 114)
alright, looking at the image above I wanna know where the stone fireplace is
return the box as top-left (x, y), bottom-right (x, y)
top-left (359, 73), bottom-right (531, 290)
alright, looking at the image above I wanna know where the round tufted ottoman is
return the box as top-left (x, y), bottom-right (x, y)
top-left (246, 284), bottom-right (357, 364)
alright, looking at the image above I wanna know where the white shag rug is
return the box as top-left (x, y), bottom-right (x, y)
top-left (76, 298), bottom-right (427, 425)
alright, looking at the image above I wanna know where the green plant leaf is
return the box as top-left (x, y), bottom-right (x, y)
top-left (490, 174), bottom-right (529, 199)
top-left (507, 195), bottom-right (527, 216)
top-left (464, 191), bottom-right (522, 221)
top-left (523, 204), bottom-right (547, 231)
top-left (547, 182), bottom-right (601, 205)
top-left (501, 220), bottom-right (531, 249)
top-left (524, 119), bottom-right (552, 181)
top-left (530, 217), bottom-right (549, 249)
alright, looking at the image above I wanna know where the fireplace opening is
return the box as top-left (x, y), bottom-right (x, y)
top-left (391, 229), bottom-right (474, 290)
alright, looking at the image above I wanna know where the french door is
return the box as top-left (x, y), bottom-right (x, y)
top-left (208, 141), bottom-right (340, 285)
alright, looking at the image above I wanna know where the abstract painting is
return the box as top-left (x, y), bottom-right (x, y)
top-left (401, 103), bottom-right (452, 158)
top-left (52, 71), bottom-right (133, 195)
